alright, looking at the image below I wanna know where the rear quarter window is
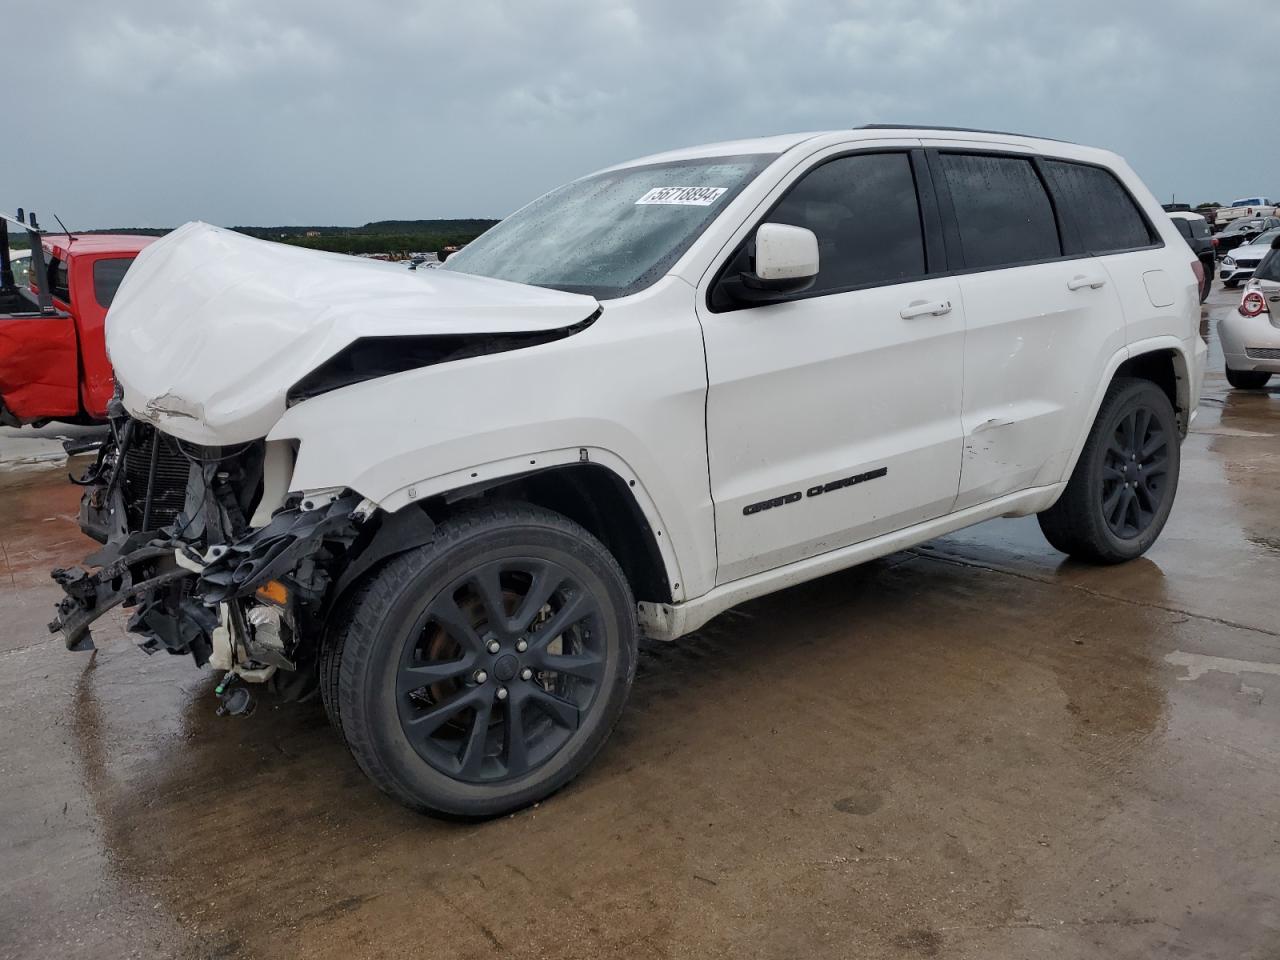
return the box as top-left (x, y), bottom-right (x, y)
top-left (92, 258), bottom-right (134, 309)
top-left (1041, 160), bottom-right (1157, 255)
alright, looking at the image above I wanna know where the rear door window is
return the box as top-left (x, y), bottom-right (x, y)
top-left (1173, 220), bottom-right (1192, 239)
top-left (92, 257), bottom-right (134, 309)
top-left (937, 153), bottom-right (1060, 269)
top-left (764, 151), bottom-right (926, 294)
top-left (1041, 160), bottom-right (1156, 254)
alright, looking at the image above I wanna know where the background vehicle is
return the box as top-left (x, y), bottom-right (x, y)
top-left (1214, 215), bottom-right (1280, 255)
top-left (1220, 227), bottom-right (1280, 286)
top-left (1219, 236), bottom-right (1280, 389)
top-left (1215, 197), bottom-right (1277, 228)
top-left (0, 211), bottom-right (154, 425)
top-left (1169, 210), bottom-right (1216, 301)
top-left (52, 128), bottom-right (1205, 819)
top-left (7, 248), bottom-right (31, 287)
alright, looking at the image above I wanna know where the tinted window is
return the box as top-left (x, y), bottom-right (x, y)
top-left (1190, 219), bottom-right (1211, 239)
top-left (92, 257), bottom-right (134, 308)
top-left (1173, 219), bottom-right (1192, 239)
top-left (765, 151), bottom-right (925, 293)
top-left (938, 153), bottom-right (1060, 269)
top-left (47, 256), bottom-right (70, 303)
top-left (1041, 160), bottom-right (1155, 254)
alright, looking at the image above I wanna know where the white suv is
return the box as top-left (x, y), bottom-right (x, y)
top-left (53, 126), bottom-right (1207, 818)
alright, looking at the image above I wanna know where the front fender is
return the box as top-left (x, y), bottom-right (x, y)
top-left (264, 291), bottom-right (716, 599)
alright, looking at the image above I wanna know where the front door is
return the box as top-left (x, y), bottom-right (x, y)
top-left (698, 147), bottom-right (965, 584)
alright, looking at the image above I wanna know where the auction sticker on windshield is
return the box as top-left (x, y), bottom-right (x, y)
top-left (635, 186), bottom-right (728, 206)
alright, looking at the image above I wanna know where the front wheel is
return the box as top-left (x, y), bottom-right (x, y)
top-left (334, 503), bottom-right (637, 818)
top-left (1226, 366), bottom-right (1272, 389)
top-left (1038, 377), bottom-right (1180, 564)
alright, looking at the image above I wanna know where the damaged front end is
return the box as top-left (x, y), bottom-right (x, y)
top-left (50, 402), bottom-right (434, 706)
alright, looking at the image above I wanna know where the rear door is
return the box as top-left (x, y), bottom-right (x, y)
top-left (927, 147), bottom-right (1128, 510)
top-left (1035, 159), bottom-right (1175, 349)
top-left (698, 144), bottom-right (966, 583)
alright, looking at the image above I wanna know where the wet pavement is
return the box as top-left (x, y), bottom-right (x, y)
top-left (2, 283), bottom-right (1279, 959)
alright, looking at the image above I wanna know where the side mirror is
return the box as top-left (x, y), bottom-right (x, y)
top-left (747, 223), bottom-right (819, 294)
top-left (716, 223), bottom-right (821, 307)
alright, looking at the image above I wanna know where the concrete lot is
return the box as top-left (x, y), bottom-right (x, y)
top-left (2, 283), bottom-right (1278, 960)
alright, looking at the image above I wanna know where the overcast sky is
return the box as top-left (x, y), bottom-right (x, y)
top-left (9, 0), bottom-right (1276, 229)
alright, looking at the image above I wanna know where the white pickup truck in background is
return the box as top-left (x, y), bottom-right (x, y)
top-left (1216, 197), bottom-right (1278, 227)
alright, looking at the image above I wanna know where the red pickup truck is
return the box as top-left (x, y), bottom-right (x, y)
top-left (1, 210), bottom-right (154, 426)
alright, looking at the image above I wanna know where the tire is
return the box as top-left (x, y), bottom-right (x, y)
top-left (1038, 377), bottom-right (1180, 564)
top-left (335, 502), bottom-right (637, 818)
top-left (1225, 366), bottom-right (1272, 389)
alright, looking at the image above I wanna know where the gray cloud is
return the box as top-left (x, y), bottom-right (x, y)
top-left (9, 0), bottom-right (1274, 228)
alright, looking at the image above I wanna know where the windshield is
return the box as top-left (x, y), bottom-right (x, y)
top-left (1249, 228), bottom-right (1280, 248)
top-left (1225, 219), bottom-right (1262, 234)
top-left (1232, 198), bottom-right (1267, 207)
top-left (442, 154), bottom-right (773, 298)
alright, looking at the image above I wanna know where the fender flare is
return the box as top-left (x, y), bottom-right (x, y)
top-left (1060, 336), bottom-right (1193, 485)
top-left (372, 446), bottom-right (688, 604)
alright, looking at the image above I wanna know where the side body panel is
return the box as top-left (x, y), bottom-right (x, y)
top-left (700, 277), bottom-right (966, 583)
top-left (951, 259), bottom-right (1126, 508)
top-left (269, 278), bottom-right (717, 601)
top-left (0, 316), bottom-right (79, 419)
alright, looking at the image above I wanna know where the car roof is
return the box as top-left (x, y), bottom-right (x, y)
top-left (41, 233), bottom-right (157, 258)
top-left (1168, 211), bottom-right (1207, 222)
top-left (600, 125), bottom-right (1112, 173)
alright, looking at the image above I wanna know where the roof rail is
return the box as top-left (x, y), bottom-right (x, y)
top-left (858, 123), bottom-right (1068, 143)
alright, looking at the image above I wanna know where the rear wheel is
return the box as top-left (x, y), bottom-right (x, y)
top-left (335, 503), bottom-right (637, 818)
top-left (1038, 377), bottom-right (1180, 564)
top-left (1225, 366), bottom-right (1272, 389)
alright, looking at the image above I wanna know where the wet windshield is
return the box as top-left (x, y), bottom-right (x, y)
top-left (442, 154), bottom-right (773, 299)
top-left (1247, 228), bottom-right (1280, 248)
top-left (1224, 219), bottom-right (1263, 235)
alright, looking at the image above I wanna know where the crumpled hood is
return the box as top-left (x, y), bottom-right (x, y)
top-left (108, 222), bottom-right (599, 445)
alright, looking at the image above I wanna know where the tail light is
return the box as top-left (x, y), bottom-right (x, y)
top-left (1191, 258), bottom-right (1205, 291)
top-left (1240, 290), bottom-right (1266, 317)
top-left (1212, 236), bottom-right (1220, 247)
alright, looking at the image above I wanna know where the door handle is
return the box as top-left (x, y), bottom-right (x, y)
top-left (1067, 274), bottom-right (1107, 291)
top-left (899, 299), bottom-right (952, 319)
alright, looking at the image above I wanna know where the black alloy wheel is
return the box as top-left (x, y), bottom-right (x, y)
top-left (330, 503), bottom-right (637, 818)
top-left (397, 556), bottom-right (607, 783)
top-left (1099, 405), bottom-right (1170, 540)
top-left (1038, 377), bottom-right (1181, 564)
